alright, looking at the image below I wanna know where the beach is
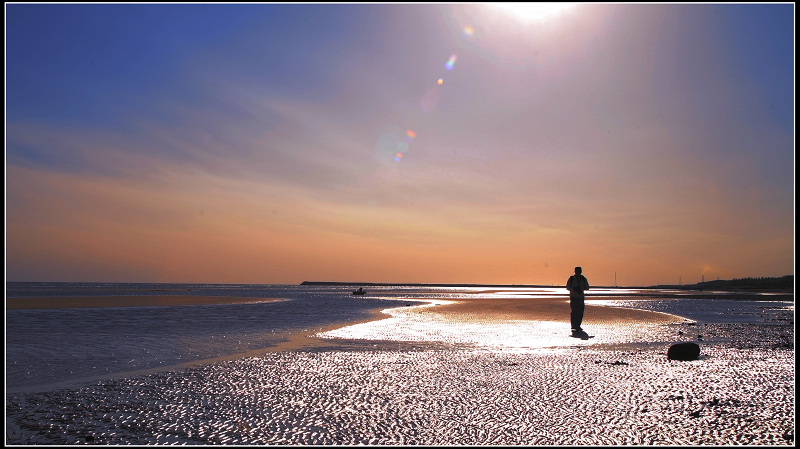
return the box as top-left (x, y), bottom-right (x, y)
top-left (5, 285), bottom-right (795, 445)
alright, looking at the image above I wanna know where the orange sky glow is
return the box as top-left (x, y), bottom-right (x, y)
top-left (6, 4), bottom-right (795, 286)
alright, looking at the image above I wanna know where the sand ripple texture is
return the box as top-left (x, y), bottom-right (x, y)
top-left (6, 322), bottom-right (794, 446)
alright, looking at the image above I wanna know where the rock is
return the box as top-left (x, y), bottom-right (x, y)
top-left (667, 342), bottom-right (701, 361)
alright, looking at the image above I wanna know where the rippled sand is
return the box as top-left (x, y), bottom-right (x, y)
top-left (6, 297), bottom-right (795, 445)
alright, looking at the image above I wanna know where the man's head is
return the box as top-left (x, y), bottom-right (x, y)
top-left (574, 266), bottom-right (582, 275)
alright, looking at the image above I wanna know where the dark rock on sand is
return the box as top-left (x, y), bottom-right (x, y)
top-left (667, 342), bottom-right (701, 361)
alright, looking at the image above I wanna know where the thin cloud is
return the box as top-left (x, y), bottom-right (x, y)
top-left (5, 3), bottom-right (794, 284)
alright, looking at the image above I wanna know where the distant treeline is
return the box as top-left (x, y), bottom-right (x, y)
top-left (304, 276), bottom-right (794, 292)
top-left (679, 275), bottom-right (794, 291)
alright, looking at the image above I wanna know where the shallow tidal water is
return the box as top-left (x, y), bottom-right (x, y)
top-left (5, 283), bottom-right (795, 445)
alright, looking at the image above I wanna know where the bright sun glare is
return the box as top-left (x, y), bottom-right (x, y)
top-left (489, 3), bottom-right (577, 23)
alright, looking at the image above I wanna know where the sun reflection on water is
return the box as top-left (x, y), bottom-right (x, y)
top-left (317, 298), bottom-right (650, 351)
top-left (316, 286), bottom-right (727, 351)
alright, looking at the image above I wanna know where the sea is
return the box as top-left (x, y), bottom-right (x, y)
top-left (5, 282), bottom-right (793, 394)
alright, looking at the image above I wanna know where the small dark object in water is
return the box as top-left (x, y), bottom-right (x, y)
top-left (668, 342), bottom-right (701, 361)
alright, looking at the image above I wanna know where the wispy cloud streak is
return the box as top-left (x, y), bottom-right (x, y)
top-left (6, 3), bottom-right (794, 285)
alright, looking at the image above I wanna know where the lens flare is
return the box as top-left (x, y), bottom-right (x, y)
top-left (445, 54), bottom-right (457, 71)
top-left (376, 127), bottom-right (418, 164)
top-left (376, 50), bottom-right (461, 164)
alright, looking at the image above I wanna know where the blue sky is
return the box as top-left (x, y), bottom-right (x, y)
top-left (5, 3), bottom-right (795, 285)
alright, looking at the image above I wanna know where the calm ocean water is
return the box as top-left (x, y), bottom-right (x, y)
top-left (6, 283), bottom-right (401, 393)
top-left (5, 282), bottom-right (793, 394)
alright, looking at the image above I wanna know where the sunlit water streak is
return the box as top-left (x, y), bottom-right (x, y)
top-left (5, 283), bottom-right (793, 394)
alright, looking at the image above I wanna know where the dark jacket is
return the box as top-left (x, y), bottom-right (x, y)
top-left (567, 275), bottom-right (590, 298)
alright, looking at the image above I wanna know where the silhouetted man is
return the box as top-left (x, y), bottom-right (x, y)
top-left (566, 266), bottom-right (590, 332)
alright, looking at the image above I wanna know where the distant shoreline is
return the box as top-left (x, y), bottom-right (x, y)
top-left (301, 281), bottom-right (793, 302)
top-left (301, 276), bottom-right (794, 293)
top-left (301, 281), bottom-right (563, 288)
top-left (5, 296), bottom-right (284, 310)
top-left (6, 277), bottom-right (791, 292)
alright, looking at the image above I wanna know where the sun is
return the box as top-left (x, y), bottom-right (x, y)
top-left (488, 3), bottom-right (577, 24)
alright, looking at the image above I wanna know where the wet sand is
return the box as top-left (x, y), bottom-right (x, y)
top-left (417, 295), bottom-right (682, 323)
top-left (5, 293), bottom-right (794, 445)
